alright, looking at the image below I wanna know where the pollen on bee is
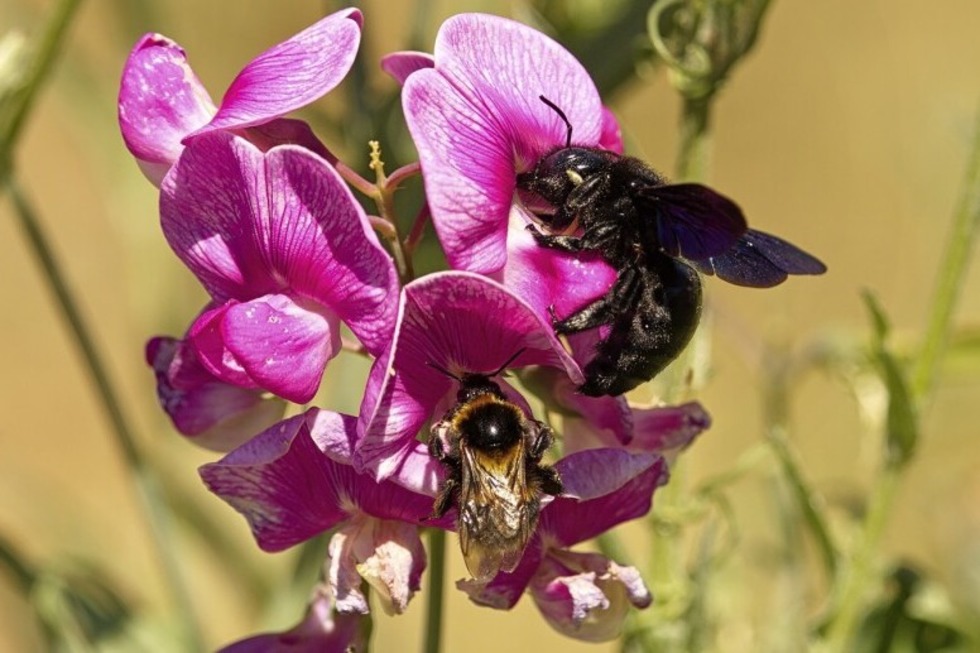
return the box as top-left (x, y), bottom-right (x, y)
top-left (565, 169), bottom-right (584, 186)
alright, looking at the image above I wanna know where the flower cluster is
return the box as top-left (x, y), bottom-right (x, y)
top-left (120, 9), bottom-right (710, 649)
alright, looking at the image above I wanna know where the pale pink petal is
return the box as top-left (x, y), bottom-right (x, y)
top-left (190, 9), bottom-right (362, 139)
top-left (337, 516), bottom-right (426, 615)
top-left (530, 550), bottom-right (650, 642)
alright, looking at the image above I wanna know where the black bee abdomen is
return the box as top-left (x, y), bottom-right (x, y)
top-left (459, 402), bottom-right (523, 451)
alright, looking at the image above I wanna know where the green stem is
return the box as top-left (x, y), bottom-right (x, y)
top-left (676, 95), bottom-right (711, 182)
top-left (422, 529), bottom-right (446, 653)
top-left (821, 467), bottom-right (900, 653)
top-left (0, 0), bottom-right (82, 165)
top-left (4, 177), bottom-right (204, 651)
top-left (911, 108), bottom-right (980, 400)
top-left (763, 359), bottom-right (838, 580)
top-left (0, 532), bottom-right (37, 594)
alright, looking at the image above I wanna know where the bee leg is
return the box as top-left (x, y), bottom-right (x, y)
top-left (526, 224), bottom-right (586, 252)
top-left (533, 464), bottom-right (563, 496)
top-left (431, 477), bottom-right (459, 519)
top-left (527, 421), bottom-right (555, 460)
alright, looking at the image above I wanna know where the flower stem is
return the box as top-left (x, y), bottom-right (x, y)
top-left (676, 96), bottom-right (711, 182)
top-left (911, 107), bottom-right (980, 401)
top-left (821, 103), bottom-right (980, 653)
top-left (3, 177), bottom-right (204, 651)
top-left (422, 528), bottom-right (446, 653)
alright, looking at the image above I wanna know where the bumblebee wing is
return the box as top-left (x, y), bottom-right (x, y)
top-left (457, 444), bottom-right (538, 581)
top-left (636, 183), bottom-right (747, 260)
top-left (691, 228), bottom-right (827, 287)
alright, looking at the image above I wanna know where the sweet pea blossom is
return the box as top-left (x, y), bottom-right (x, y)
top-left (388, 13), bottom-right (623, 274)
top-left (118, 8), bottom-right (361, 185)
top-left (383, 16), bottom-right (619, 324)
top-left (353, 271), bottom-right (583, 480)
top-left (200, 409), bottom-right (448, 616)
top-left (459, 448), bottom-right (667, 641)
top-left (160, 132), bottom-right (398, 404)
top-left (146, 334), bottom-right (285, 451)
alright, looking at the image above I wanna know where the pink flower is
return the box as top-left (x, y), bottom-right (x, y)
top-left (384, 14), bottom-right (619, 322)
top-left (160, 132), bottom-right (398, 403)
top-left (353, 271), bottom-right (583, 480)
top-left (118, 8), bottom-right (361, 185)
top-left (200, 409), bottom-right (445, 615)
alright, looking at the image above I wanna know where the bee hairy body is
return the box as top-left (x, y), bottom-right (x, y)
top-left (430, 373), bottom-right (561, 581)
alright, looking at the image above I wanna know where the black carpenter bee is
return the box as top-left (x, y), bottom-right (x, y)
top-left (428, 353), bottom-right (562, 581)
top-left (517, 96), bottom-right (827, 396)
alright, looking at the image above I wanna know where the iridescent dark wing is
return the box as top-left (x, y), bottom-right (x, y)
top-left (690, 228), bottom-right (827, 288)
top-left (636, 183), bottom-right (748, 260)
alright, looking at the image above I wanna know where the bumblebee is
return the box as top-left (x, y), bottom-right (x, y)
top-left (428, 357), bottom-right (562, 581)
top-left (517, 96), bottom-right (826, 396)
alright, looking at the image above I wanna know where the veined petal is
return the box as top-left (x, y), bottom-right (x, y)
top-left (244, 118), bottom-right (336, 163)
top-left (354, 271), bottom-right (583, 479)
top-left (146, 336), bottom-right (285, 451)
top-left (199, 410), bottom-right (436, 551)
top-left (401, 13), bottom-right (603, 274)
top-left (189, 9), bottom-right (363, 139)
top-left (162, 133), bottom-right (398, 355)
top-left (403, 70), bottom-right (515, 273)
top-left (380, 50), bottom-right (434, 85)
top-left (541, 449), bottom-right (668, 547)
top-left (261, 145), bottom-right (398, 355)
top-left (598, 105), bottom-right (624, 154)
top-left (220, 294), bottom-right (338, 404)
top-left (118, 33), bottom-right (216, 186)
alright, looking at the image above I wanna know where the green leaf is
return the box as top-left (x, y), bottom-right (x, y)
top-left (862, 290), bottom-right (920, 468)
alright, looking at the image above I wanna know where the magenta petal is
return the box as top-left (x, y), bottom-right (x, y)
top-left (200, 409), bottom-right (438, 551)
top-left (221, 295), bottom-right (337, 404)
top-left (630, 401), bottom-right (711, 453)
top-left (118, 34), bottom-right (217, 186)
top-left (541, 449), bottom-right (668, 547)
top-left (598, 105), bottom-right (624, 154)
top-left (502, 209), bottom-right (617, 320)
top-left (200, 413), bottom-right (348, 551)
top-left (188, 303), bottom-right (258, 389)
top-left (260, 146), bottom-right (398, 355)
top-left (380, 51), bottom-right (434, 84)
top-left (191, 9), bottom-right (362, 139)
top-left (403, 70), bottom-right (515, 273)
top-left (146, 336), bottom-right (285, 451)
top-left (244, 118), bottom-right (337, 163)
top-left (530, 551), bottom-right (650, 642)
top-left (355, 271), bottom-right (583, 479)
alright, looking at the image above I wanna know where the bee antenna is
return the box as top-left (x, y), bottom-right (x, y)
top-left (425, 361), bottom-right (462, 382)
top-left (489, 348), bottom-right (527, 378)
top-left (539, 95), bottom-right (572, 148)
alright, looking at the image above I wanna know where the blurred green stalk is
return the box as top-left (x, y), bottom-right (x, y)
top-left (422, 528), bottom-right (446, 653)
top-left (822, 105), bottom-right (980, 653)
top-left (0, 0), bottom-right (203, 649)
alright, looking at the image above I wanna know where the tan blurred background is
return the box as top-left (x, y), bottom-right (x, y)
top-left (1, 0), bottom-right (978, 651)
